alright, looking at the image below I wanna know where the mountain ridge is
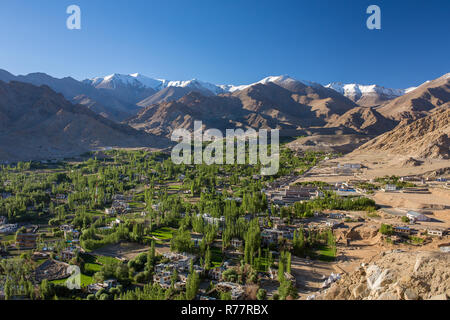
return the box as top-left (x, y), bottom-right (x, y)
top-left (0, 80), bottom-right (168, 162)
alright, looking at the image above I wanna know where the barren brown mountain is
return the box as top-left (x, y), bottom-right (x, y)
top-left (353, 107), bottom-right (450, 159)
top-left (128, 81), bottom-right (358, 137)
top-left (325, 106), bottom-right (398, 135)
top-left (0, 69), bottom-right (145, 121)
top-left (128, 91), bottom-right (290, 136)
top-left (0, 81), bottom-right (167, 162)
top-left (377, 73), bottom-right (450, 121)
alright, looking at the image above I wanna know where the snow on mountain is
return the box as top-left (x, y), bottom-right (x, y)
top-left (325, 82), bottom-right (407, 100)
top-left (404, 86), bottom-right (418, 94)
top-left (218, 84), bottom-right (249, 92)
top-left (86, 73), bottom-right (325, 95)
top-left (85, 73), bottom-right (226, 94)
top-left (219, 75), bottom-right (322, 92)
top-left (164, 79), bottom-right (225, 95)
top-left (85, 73), bottom-right (164, 90)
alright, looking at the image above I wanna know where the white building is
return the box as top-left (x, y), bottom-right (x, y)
top-left (383, 184), bottom-right (397, 192)
top-left (407, 211), bottom-right (430, 222)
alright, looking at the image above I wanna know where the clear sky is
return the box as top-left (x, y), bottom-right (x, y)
top-left (0, 0), bottom-right (449, 88)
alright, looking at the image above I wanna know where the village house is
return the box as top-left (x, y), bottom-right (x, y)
top-left (87, 279), bottom-right (118, 294)
top-left (153, 252), bottom-right (199, 289)
top-left (335, 188), bottom-right (358, 197)
top-left (382, 184), bottom-right (397, 192)
top-left (208, 267), bottom-right (224, 281)
top-left (261, 229), bottom-right (279, 245)
top-left (400, 176), bottom-right (421, 182)
top-left (60, 248), bottom-right (77, 261)
top-left (325, 220), bottom-right (341, 228)
top-left (261, 227), bottom-right (294, 245)
top-left (406, 211), bottom-right (430, 222)
top-left (110, 218), bottom-right (123, 227)
top-left (153, 271), bottom-right (172, 289)
top-left (230, 238), bottom-right (243, 249)
top-left (105, 208), bottom-right (116, 215)
top-left (337, 163), bottom-right (361, 170)
top-left (60, 225), bottom-right (80, 239)
top-left (426, 228), bottom-right (446, 237)
top-left (329, 213), bottom-right (346, 219)
top-left (197, 213), bottom-right (225, 227)
top-left (216, 282), bottom-right (244, 300)
top-left (393, 226), bottom-right (411, 237)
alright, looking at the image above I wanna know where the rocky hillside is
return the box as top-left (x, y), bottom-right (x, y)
top-left (314, 250), bottom-right (450, 300)
top-left (353, 107), bottom-right (450, 159)
top-left (0, 70), bottom-right (144, 122)
top-left (128, 81), bottom-right (359, 137)
top-left (377, 73), bottom-right (450, 121)
top-left (0, 81), bottom-right (167, 162)
top-left (325, 107), bottom-right (398, 135)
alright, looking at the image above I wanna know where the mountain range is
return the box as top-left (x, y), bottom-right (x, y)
top-left (325, 82), bottom-right (415, 107)
top-left (0, 80), bottom-right (167, 162)
top-left (0, 69), bottom-right (418, 122)
top-left (0, 68), bottom-right (448, 162)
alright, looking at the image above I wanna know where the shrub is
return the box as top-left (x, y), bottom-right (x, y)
top-left (256, 288), bottom-right (267, 300)
top-left (379, 224), bottom-right (393, 235)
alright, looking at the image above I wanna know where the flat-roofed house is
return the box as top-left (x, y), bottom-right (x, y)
top-left (393, 226), bottom-right (411, 237)
top-left (383, 184), bottom-right (397, 192)
top-left (407, 211), bottom-right (430, 222)
top-left (427, 229), bottom-right (446, 237)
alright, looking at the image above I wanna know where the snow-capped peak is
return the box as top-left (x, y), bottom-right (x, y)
top-left (85, 73), bottom-right (226, 94)
top-left (87, 73), bottom-right (167, 90)
top-left (164, 79), bottom-right (225, 94)
top-left (325, 82), bottom-right (407, 99)
top-left (219, 75), bottom-right (321, 92)
top-left (257, 75), bottom-right (319, 87)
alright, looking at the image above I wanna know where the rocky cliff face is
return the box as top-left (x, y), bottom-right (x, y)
top-left (0, 81), bottom-right (167, 162)
top-left (354, 107), bottom-right (450, 159)
top-left (315, 250), bottom-right (450, 300)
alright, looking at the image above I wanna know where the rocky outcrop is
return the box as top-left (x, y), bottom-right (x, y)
top-left (315, 250), bottom-right (450, 300)
top-left (353, 107), bottom-right (450, 159)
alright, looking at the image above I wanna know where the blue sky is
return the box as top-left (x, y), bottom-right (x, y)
top-left (0, 0), bottom-right (449, 88)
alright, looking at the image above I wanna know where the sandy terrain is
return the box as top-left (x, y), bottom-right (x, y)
top-left (371, 188), bottom-right (450, 229)
top-left (294, 152), bottom-right (450, 185)
top-left (336, 153), bottom-right (450, 180)
top-left (291, 255), bottom-right (334, 298)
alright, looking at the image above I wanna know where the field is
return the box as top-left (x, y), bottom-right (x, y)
top-left (149, 227), bottom-right (175, 242)
top-left (50, 273), bottom-right (95, 287)
top-left (316, 245), bottom-right (336, 262)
